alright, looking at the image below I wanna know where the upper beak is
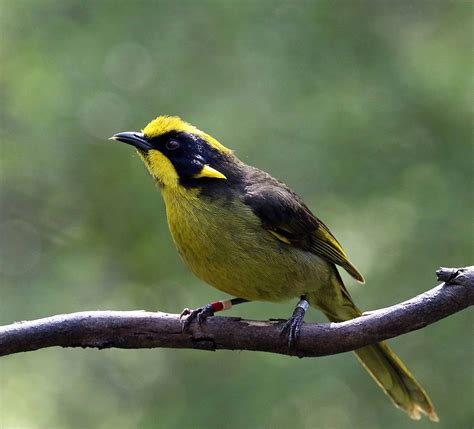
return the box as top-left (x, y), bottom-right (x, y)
top-left (109, 132), bottom-right (152, 151)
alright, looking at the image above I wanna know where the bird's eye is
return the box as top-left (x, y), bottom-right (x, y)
top-left (166, 140), bottom-right (180, 151)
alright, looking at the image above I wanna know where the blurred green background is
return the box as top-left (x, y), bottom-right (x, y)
top-left (1, 0), bottom-right (473, 428)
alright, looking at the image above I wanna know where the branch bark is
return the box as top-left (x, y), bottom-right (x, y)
top-left (1, 266), bottom-right (472, 358)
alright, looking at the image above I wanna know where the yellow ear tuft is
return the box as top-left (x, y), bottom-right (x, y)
top-left (142, 115), bottom-right (233, 154)
top-left (193, 164), bottom-right (227, 180)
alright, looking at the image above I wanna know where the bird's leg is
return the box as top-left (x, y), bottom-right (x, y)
top-left (281, 296), bottom-right (309, 350)
top-left (180, 298), bottom-right (249, 331)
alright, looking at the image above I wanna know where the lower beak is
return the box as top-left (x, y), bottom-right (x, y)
top-left (110, 132), bottom-right (152, 151)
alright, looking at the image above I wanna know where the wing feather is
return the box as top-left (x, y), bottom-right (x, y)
top-left (243, 173), bottom-right (364, 283)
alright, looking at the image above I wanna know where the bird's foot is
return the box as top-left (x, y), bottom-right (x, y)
top-left (180, 304), bottom-right (215, 332)
top-left (180, 298), bottom-right (250, 332)
top-left (281, 297), bottom-right (309, 350)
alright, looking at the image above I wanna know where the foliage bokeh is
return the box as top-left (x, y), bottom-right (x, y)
top-left (1, 1), bottom-right (472, 428)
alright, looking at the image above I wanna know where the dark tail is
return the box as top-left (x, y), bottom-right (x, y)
top-left (315, 288), bottom-right (438, 421)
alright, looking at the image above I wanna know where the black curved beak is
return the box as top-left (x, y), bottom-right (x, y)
top-left (109, 132), bottom-right (152, 151)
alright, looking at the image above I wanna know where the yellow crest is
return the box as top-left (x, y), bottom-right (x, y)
top-left (142, 116), bottom-right (232, 154)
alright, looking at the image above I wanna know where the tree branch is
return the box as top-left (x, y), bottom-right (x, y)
top-left (1, 267), bottom-right (472, 358)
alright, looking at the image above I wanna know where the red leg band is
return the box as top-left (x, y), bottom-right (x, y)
top-left (211, 301), bottom-right (224, 312)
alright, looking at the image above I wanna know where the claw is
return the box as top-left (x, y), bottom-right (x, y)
top-left (281, 308), bottom-right (306, 349)
top-left (180, 303), bottom-right (215, 332)
top-left (180, 308), bottom-right (192, 318)
top-left (281, 297), bottom-right (309, 350)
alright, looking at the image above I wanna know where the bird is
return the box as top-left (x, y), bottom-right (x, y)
top-left (111, 115), bottom-right (438, 421)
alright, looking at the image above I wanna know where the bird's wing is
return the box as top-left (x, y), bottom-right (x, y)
top-left (242, 180), bottom-right (365, 283)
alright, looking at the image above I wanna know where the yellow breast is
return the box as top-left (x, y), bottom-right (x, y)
top-left (161, 188), bottom-right (331, 302)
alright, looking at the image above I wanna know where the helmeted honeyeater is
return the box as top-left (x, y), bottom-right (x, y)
top-left (111, 115), bottom-right (437, 421)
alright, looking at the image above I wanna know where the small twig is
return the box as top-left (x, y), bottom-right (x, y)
top-left (436, 266), bottom-right (472, 285)
top-left (0, 266), bottom-right (472, 358)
